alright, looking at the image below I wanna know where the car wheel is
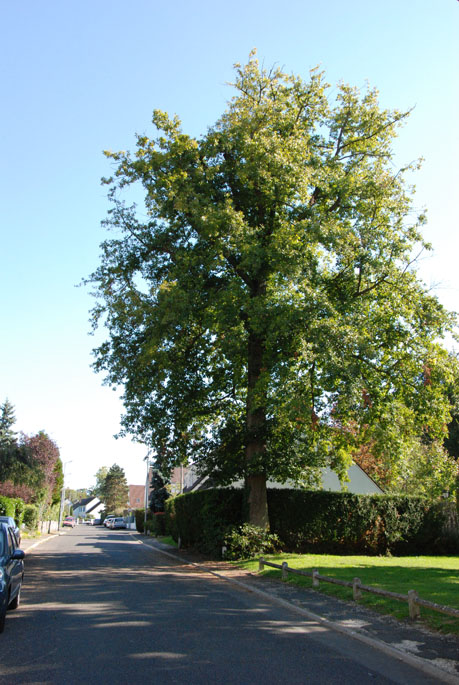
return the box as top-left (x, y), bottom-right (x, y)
top-left (8, 587), bottom-right (20, 610)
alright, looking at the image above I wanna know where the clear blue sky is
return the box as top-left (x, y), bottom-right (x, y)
top-left (1, 0), bottom-right (458, 489)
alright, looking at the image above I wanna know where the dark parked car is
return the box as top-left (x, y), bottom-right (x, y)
top-left (0, 522), bottom-right (25, 633)
top-left (0, 517), bottom-right (21, 547)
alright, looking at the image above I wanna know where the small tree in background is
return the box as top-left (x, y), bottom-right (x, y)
top-left (149, 469), bottom-right (170, 513)
top-left (0, 399), bottom-right (17, 447)
top-left (0, 399), bottom-right (33, 497)
top-left (21, 431), bottom-right (62, 509)
top-left (91, 466), bottom-right (109, 498)
top-left (100, 464), bottom-right (129, 514)
top-left (66, 487), bottom-right (90, 504)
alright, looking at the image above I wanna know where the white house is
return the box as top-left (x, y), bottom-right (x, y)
top-left (182, 463), bottom-right (383, 495)
top-left (71, 496), bottom-right (105, 519)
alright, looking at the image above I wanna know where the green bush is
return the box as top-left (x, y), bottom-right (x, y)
top-left (144, 515), bottom-right (166, 536)
top-left (151, 512), bottom-right (166, 536)
top-left (165, 489), bottom-right (244, 556)
top-left (224, 523), bottom-right (281, 560)
top-left (164, 498), bottom-right (177, 540)
top-left (135, 508), bottom-right (146, 533)
top-left (23, 504), bottom-right (39, 531)
top-left (13, 498), bottom-right (25, 525)
top-left (417, 500), bottom-right (459, 554)
top-left (0, 495), bottom-right (18, 522)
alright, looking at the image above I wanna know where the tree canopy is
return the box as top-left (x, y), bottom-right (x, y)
top-left (91, 466), bottom-right (109, 498)
top-left (88, 54), bottom-right (456, 526)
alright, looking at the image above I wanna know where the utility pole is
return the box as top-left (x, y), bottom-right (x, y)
top-left (58, 460), bottom-right (72, 529)
top-left (144, 453), bottom-right (151, 530)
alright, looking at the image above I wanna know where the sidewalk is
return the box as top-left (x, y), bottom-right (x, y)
top-left (134, 534), bottom-right (459, 683)
top-left (20, 531), bottom-right (63, 553)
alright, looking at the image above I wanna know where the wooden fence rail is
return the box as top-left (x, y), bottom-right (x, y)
top-left (258, 558), bottom-right (459, 621)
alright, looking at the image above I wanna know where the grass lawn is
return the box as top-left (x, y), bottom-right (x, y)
top-left (237, 553), bottom-right (459, 636)
top-left (156, 535), bottom-right (178, 547)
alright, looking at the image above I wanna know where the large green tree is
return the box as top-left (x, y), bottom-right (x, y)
top-left (88, 54), bottom-right (455, 527)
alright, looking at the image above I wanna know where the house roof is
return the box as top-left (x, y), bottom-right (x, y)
top-left (86, 501), bottom-right (103, 514)
top-left (73, 496), bottom-right (99, 509)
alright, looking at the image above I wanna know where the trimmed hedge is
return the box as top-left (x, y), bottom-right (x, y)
top-left (267, 490), bottom-right (433, 555)
top-left (165, 489), bottom-right (244, 555)
top-left (164, 488), bottom-right (459, 557)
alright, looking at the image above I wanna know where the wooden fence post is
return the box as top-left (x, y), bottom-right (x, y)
top-left (282, 562), bottom-right (289, 580)
top-left (312, 569), bottom-right (319, 588)
top-left (408, 590), bottom-right (421, 620)
top-left (353, 578), bottom-right (362, 600)
top-left (258, 557), bottom-right (265, 572)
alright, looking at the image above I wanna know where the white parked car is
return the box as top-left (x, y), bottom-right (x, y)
top-left (104, 516), bottom-right (116, 528)
top-left (112, 518), bottom-right (127, 529)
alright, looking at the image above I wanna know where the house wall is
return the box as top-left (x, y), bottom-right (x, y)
top-left (72, 505), bottom-right (85, 517)
top-left (128, 485), bottom-right (146, 510)
top-left (188, 463), bottom-right (382, 495)
top-left (87, 502), bottom-right (105, 517)
top-left (262, 465), bottom-right (382, 494)
top-left (320, 465), bottom-right (382, 495)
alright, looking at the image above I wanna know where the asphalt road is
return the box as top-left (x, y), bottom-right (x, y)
top-left (0, 527), bottom-right (447, 684)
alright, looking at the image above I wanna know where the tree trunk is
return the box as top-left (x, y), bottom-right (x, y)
top-left (246, 472), bottom-right (269, 529)
top-left (245, 327), bottom-right (269, 529)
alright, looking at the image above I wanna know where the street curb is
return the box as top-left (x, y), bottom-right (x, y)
top-left (23, 532), bottom-right (64, 553)
top-left (133, 534), bottom-right (459, 684)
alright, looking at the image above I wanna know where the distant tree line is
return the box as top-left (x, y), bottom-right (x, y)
top-left (0, 398), bottom-right (63, 515)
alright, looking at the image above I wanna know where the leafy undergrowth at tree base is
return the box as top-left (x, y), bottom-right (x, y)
top-left (155, 535), bottom-right (178, 548)
top-left (236, 553), bottom-right (459, 636)
top-left (223, 524), bottom-right (282, 560)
